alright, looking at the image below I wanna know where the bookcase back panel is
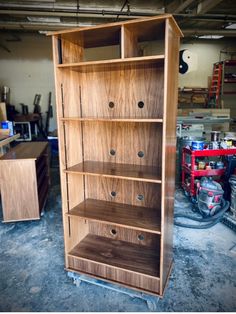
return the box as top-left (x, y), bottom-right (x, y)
top-left (83, 122), bottom-right (162, 166)
top-left (122, 20), bottom-right (165, 58)
top-left (81, 64), bottom-right (164, 118)
top-left (85, 176), bottom-right (161, 209)
top-left (60, 25), bottom-right (121, 62)
top-left (89, 221), bottom-right (160, 249)
top-left (61, 25), bottom-right (121, 48)
top-left (84, 45), bottom-right (120, 62)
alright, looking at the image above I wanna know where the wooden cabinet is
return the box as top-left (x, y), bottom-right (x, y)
top-left (49, 14), bottom-right (182, 296)
top-left (0, 142), bottom-right (50, 222)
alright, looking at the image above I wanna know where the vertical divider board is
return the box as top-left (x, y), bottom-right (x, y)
top-left (49, 15), bottom-right (183, 296)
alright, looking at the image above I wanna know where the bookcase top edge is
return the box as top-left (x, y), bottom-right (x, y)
top-left (46, 14), bottom-right (181, 37)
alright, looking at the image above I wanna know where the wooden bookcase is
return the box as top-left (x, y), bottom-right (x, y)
top-left (49, 14), bottom-right (183, 296)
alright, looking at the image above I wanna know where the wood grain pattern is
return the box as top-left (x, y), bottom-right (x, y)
top-left (52, 35), bottom-right (74, 264)
top-left (68, 234), bottom-right (160, 277)
top-left (65, 160), bottom-right (161, 183)
top-left (0, 160), bottom-right (39, 222)
top-left (67, 261), bottom-right (160, 294)
top-left (60, 117), bottom-right (163, 122)
top-left (89, 221), bottom-right (160, 248)
top-left (160, 18), bottom-right (181, 295)
top-left (85, 176), bottom-right (161, 209)
top-left (67, 199), bottom-right (161, 234)
top-left (121, 25), bottom-right (138, 58)
top-left (123, 19), bottom-right (166, 43)
top-left (57, 56), bottom-right (164, 72)
top-left (53, 35), bottom-right (89, 259)
top-left (0, 142), bottom-right (48, 160)
top-left (83, 122), bottom-right (162, 166)
top-left (47, 14), bottom-right (182, 38)
top-left (0, 142), bottom-right (50, 222)
top-left (61, 25), bottom-right (121, 50)
top-left (61, 34), bottom-right (84, 64)
top-left (81, 63), bottom-right (164, 119)
top-left (58, 69), bottom-right (82, 118)
top-left (51, 15), bottom-right (182, 296)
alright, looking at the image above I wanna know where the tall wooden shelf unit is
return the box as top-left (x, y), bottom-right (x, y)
top-left (49, 14), bottom-right (183, 296)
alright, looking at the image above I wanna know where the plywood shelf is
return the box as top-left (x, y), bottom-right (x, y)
top-left (57, 55), bottom-right (164, 71)
top-left (67, 199), bottom-right (161, 234)
top-left (60, 117), bottom-right (163, 123)
top-left (65, 161), bottom-right (162, 183)
top-left (68, 234), bottom-right (160, 278)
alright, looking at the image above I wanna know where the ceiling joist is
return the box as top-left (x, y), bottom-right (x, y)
top-left (174, 0), bottom-right (197, 14)
top-left (0, 1), bottom-right (235, 38)
top-left (197, 0), bottom-right (224, 14)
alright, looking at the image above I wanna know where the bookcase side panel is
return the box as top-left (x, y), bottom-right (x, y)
top-left (160, 19), bottom-right (180, 295)
top-left (52, 36), bottom-right (86, 259)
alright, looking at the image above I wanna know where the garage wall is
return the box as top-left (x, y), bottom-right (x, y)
top-left (0, 33), bottom-right (56, 131)
top-left (145, 39), bottom-right (236, 88)
top-left (0, 33), bottom-right (236, 131)
top-left (178, 40), bottom-right (236, 88)
top-left (178, 40), bottom-right (236, 117)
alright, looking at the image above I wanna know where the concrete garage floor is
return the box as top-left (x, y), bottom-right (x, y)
top-left (0, 167), bottom-right (236, 312)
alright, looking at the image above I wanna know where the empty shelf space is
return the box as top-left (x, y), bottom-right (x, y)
top-left (67, 199), bottom-right (161, 234)
top-left (57, 55), bottom-right (164, 71)
top-left (60, 117), bottom-right (163, 123)
top-left (68, 234), bottom-right (160, 277)
top-left (64, 161), bottom-right (161, 183)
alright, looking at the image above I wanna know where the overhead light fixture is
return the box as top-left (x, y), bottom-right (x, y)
top-left (226, 23), bottom-right (236, 29)
top-left (27, 16), bottom-right (60, 23)
top-left (198, 35), bottom-right (224, 39)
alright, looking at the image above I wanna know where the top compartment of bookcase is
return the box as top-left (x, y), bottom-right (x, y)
top-left (53, 15), bottom-right (179, 65)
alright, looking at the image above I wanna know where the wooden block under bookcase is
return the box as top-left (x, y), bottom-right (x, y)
top-left (48, 14), bottom-right (183, 296)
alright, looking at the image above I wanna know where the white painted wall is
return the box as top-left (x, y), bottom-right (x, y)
top-left (0, 33), bottom-right (56, 131)
top-left (179, 40), bottom-right (236, 88)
